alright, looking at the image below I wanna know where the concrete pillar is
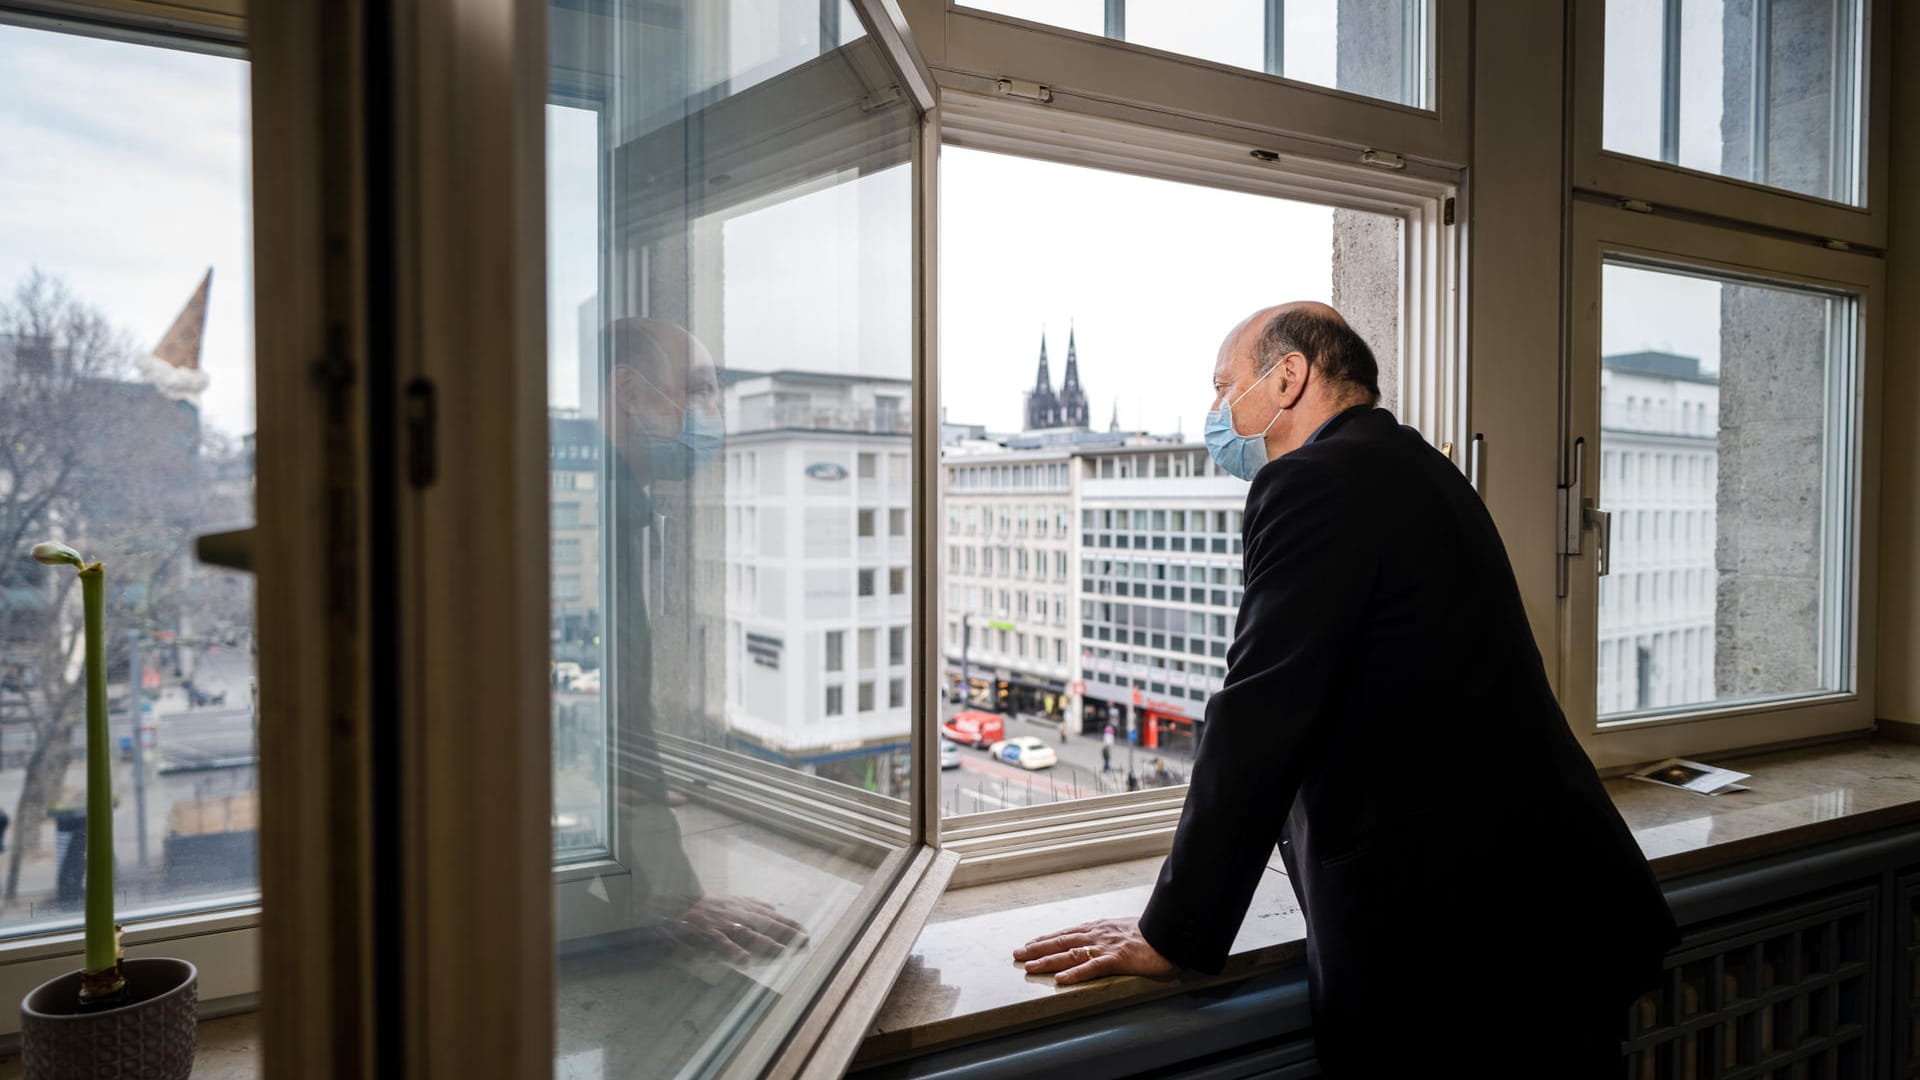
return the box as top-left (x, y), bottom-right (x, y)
top-left (1330, 210), bottom-right (1402, 413)
top-left (1720, 0), bottom-right (1843, 201)
top-left (1713, 1), bottom-right (1844, 699)
top-left (1335, 0), bottom-right (1413, 103)
top-left (1713, 283), bottom-right (1831, 698)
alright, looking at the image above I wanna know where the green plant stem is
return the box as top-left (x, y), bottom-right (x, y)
top-left (80, 563), bottom-right (113, 977)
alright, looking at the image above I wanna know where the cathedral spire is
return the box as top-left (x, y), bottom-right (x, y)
top-left (1057, 321), bottom-right (1089, 428)
top-left (1025, 328), bottom-right (1062, 430)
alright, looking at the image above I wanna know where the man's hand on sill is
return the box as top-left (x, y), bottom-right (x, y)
top-left (1013, 916), bottom-right (1179, 986)
top-left (661, 894), bottom-right (810, 966)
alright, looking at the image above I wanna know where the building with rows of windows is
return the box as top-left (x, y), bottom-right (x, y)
top-left (940, 447), bottom-right (1080, 720)
top-left (1596, 350), bottom-right (1720, 715)
top-left (719, 370), bottom-right (915, 792)
top-left (938, 328), bottom-right (1258, 751)
top-left (1074, 445), bottom-right (1249, 752)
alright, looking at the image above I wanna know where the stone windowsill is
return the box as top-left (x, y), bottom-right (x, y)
top-left (5, 736), bottom-right (1915, 1076)
top-left (854, 734), bottom-right (1920, 1067)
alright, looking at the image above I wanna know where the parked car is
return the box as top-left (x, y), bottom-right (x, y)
top-left (941, 709), bottom-right (1005, 748)
top-left (939, 741), bottom-right (961, 770)
top-left (988, 736), bottom-right (1057, 771)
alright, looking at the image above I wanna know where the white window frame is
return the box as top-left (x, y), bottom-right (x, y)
top-left (928, 89), bottom-right (1462, 871)
top-left (0, 0), bottom-right (261, 1043)
top-left (904, 0), bottom-right (1469, 168)
top-left (1568, 0), bottom-right (1892, 249)
top-left (1561, 200), bottom-right (1885, 771)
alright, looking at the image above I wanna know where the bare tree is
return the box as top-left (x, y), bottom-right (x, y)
top-left (0, 270), bottom-right (209, 902)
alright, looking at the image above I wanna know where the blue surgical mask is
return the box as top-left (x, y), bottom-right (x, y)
top-left (645, 407), bottom-right (724, 479)
top-left (1204, 365), bottom-right (1282, 481)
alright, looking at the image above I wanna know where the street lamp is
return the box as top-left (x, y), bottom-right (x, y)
top-left (958, 612), bottom-right (970, 706)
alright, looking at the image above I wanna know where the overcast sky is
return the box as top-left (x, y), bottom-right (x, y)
top-left (4, 6), bottom-right (1739, 446)
top-left (0, 24), bottom-right (253, 438)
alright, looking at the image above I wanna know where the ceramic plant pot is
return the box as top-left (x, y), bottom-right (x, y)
top-left (20, 956), bottom-right (197, 1080)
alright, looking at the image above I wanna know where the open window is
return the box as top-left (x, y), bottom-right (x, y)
top-left (544, 1), bottom-right (949, 1076)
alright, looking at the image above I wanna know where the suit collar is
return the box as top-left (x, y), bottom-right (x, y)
top-left (1308, 403), bottom-right (1380, 444)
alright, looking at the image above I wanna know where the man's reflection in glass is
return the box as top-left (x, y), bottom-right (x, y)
top-left (603, 316), bottom-right (806, 963)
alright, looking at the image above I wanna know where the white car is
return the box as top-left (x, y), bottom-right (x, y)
top-left (939, 741), bottom-right (961, 770)
top-left (988, 736), bottom-right (1057, 771)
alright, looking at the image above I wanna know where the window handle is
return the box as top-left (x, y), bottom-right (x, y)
top-left (195, 527), bottom-right (255, 575)
top-left (1583, 500), bottom-right (1611, 578)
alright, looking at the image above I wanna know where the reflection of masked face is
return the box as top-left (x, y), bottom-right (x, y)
top-left (626, 372), bottom-right (724, 481)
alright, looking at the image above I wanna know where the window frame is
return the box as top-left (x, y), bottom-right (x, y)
top-left (1568, 0), bottom-right (1893, 250)
top-left (1560, 199), bottom-right (1885, 771)
top-left (0, 0), bottom-right (262, 1042)
top-left (903, 0), bottom-right (1469, 169)
top-left (928, 91), bottom-right (1463, 867)
top-left (535, 1), bottom-right (960, 1077)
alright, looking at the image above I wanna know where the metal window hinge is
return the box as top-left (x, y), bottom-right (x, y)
top-left (1555, 437), bottom-right (1585, 557)
top-left (1620, 198), bottom-right (1654, 213)
top-left (1250, 149), bottom-right (1281, 164)
top-left (1824, 238), bottom-right (1853, 252)
top-left (1361, 148), bottom-right (1406, 170)
top-left (404, 378), bottom-right (437, 488)
top-left (995, 77), bottom-right (1053, 103)
top-left (1443, 197), bottom-right (1455, 226)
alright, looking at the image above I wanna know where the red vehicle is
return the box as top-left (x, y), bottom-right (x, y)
top-left (941, 710), bottom-right (1005, 749)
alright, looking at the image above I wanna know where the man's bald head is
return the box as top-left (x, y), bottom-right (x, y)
top-left (1240, 301), bottom-right (1380, 407)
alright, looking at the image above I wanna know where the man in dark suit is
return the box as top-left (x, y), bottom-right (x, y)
top-left (1013, 302), bottom-right (1677, 1075)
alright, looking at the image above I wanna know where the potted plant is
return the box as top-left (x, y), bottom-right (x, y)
top-left (17, 542), bottom-right (196, 1079)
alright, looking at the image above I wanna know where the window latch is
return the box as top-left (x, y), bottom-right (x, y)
top-left (1584, 500), bottom-right (1612, 578)
top-left (995, 78), bottom-right (1053, 104)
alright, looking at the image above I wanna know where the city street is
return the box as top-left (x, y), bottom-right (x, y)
top-left (934, 704), bottom-right (1194, 816)
top-left (0, 643), bottom-right (257, 926)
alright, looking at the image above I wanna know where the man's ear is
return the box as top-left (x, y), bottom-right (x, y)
top-left (1275, 353), bottom-right (1309, 409)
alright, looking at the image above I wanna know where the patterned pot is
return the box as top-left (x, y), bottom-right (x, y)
top-left (19, 957), bottom-right (197, 1080)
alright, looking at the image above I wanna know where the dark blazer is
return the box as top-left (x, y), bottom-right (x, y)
top-left (1137, 406), bottom-right (1678, 1067)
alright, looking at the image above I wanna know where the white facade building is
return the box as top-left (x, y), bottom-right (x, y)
top-left (720, 371), bottom-right (915, 787)
top-left (1597, 351), bottom-right (1721, 715)
top-left (940, 447), bottom-right (1079, 720)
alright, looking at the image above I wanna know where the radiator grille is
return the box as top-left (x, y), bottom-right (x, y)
top-left (1623, 889), bottom-right (1874, 1080)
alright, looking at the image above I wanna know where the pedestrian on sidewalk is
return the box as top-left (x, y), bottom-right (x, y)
top-left (1101, 744), bottom-right (1112, 773)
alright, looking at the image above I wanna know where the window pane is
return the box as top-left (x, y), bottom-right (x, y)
top-left (938, 147), bottom-right (1404, 815)
top-left (1602, 0), bottom-right (1864, 205)
top-left (1597, 262), bottom-right (1854, 720)
top-left (0, 26), bottom-right (256, 935)
top-left (548, 0), bottom-right (915, 1074)
top-left (961, 0), bottom-right (1430, 108)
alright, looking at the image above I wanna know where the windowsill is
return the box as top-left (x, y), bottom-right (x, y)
top-left (855, 733), bottom-right (1920, 1067)
top-left (7, 737), bottom-right (1909, 1077)
top-left (0, 1012), bottom-right (258, 1078)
